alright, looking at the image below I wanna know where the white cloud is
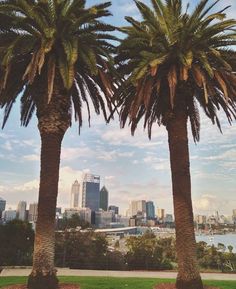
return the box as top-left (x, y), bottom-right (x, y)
top-left (101, 123), bottom-right (166, 149)
top-left (61, 147), bottom-right (93, 161)
top-left (143, 155), bottom-right (170, 171)
top-left (23, 154), bottom-right (40, 161)
top-left (59, 166), bottom-right (84, 190)
top-left (0, 132), bottom-right (14, 139)
top-left (105, 175), bottom-right (115, 181)
top-left (98, 150), bottom-right (134, 161)
top-left (1, 141), bottom-right (13, 151)
top-left (204, 149), bottom-right (236, 161)
top-left (193, 194), bottom-right (231, 214)
top-left (13, 179), bottom-right (39, 192)
top-left (120, 2), bottom-right (136, 12)
top-left (22, 139), bottom-right (39, 148)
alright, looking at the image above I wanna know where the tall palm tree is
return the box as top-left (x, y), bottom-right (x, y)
top-left (116, 1), bottom-right (236, 288)
top-left (0, 1), bottom-right (117, 288)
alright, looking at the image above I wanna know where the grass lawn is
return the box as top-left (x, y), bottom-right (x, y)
top-left (0, 276), bottom-right (235, 289)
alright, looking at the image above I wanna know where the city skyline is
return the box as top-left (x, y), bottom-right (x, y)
top-left (1, 190), bottom-right (235, 219)
top-left (0, 0), bottom-right (236, 216)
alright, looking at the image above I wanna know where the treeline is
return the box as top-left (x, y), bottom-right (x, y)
top-left (55, 231), bottom-right (125, 270)
top-left (0, 220), bottom-right (236, 272)
top-left (0, 220), bottom-right (34, 266)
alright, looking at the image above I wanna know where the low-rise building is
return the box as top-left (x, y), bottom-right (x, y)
top-left (95, 209), bottom-right (113, 228)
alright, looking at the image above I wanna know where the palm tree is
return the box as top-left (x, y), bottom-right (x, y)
top-left (0, 1), bottom-right (117, 288)
top-left (116, 1), bottom-right (236, 288)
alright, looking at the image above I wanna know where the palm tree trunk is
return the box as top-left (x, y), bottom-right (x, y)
top-left (167, 110), bottom-right (204, 289)
top-left (27, 133), bottom-right (63, 289)
top-left (28, 77), bottom-right (70, 289)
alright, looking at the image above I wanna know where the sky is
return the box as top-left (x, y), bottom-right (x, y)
top-left (0, 0), bottom-right (236, 216)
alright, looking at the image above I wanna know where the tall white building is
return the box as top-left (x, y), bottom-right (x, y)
top-left (0, 197), bottom-right (6, 218)
top-left (17, 201), bottom-right (27, 221)
top-left (233, 209), bottom-right (236, 223)
top-left (28, 203), bottom-right (38, 222)
top-left (129, 200), bottom-right (146, 216)
top-left (157, 208), bottom-right (165, 221)
top-left (70, 180), bottom-right (80, 208)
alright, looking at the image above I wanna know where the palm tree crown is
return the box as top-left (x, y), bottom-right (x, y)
top-left (116, 0), bottom-right (236, 140)
top-left (0, 0), bottom-right (117, 130)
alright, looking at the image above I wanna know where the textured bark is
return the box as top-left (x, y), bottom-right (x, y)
top-left (167, 109), bottom-right (203, 289)
top-left (28, 77), bottom-right (71, 289)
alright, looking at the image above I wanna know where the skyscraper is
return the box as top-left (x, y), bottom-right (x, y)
top-left (233, 209), bottom-right (236, 223)
top-left (157, 208), bottom-right (165, 221)
top-left (70, 180), bottom-right (80, 208)
top-left (0, 197), bottom-right (6, 218)
top-left (82, 174), bottom-right (100, 211)
top-left (129, 200), bottom-right (146, 216)
top-left (17, 201), bottom-right (27, 221)
top-left (146, 201), bottom-right (155, 219)
top-left (100, 186), bottom-right (108, 211)
top-left (108, 205), bottom-right (119, 215)
top-left (95, 209), bottom-right (113, 228)
top-left (2, 209), bottom-right (16, 222)
top-left (28, 203), bottom-right (38, 222)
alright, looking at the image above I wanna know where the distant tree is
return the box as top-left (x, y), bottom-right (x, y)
top-left (217, 243), bottom-right (226, 252)
top-left (57, 214), bottom-right (90, 231)
top-left (106, 250), bottom-right (126, 270)
top-left (55, 231), bottom-right (108, 269)
top-left (223, 249), bottom-right (236, 272)
top-left (114, 240), bottom-right (120, 249)
top-left (126, 232), bottom-right (174, 270)
top-left (228, 245), bottom-right (234, 254)
top-left (0, 220), bottom-right (34, 266)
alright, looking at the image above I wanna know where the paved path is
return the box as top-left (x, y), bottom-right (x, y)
top-left (1, 269), bottom-right (236, 281)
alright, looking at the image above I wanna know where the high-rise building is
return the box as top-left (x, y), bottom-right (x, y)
top-left (129, 200), bottom-right (146, 217)
top-left (28, 203), bottom-right (38, 222)
top-left (2, 209), bottom-right (17, 222)
top-left (233, 209), bottom-right (236, 223)
top-left (157, 208), bottom-right (165, 221)
top-left (78, 208), bottom-right (92, 224)
top-left (70, 180), bottom-right (80, 208)
top-left (100, 186), bottom-right (108, 211)
top-left (95, 209), bottom-right (113, 228)
top-left (82, 174), bottom-right (100, 211)
top-left (146, 201), bottom-right (155, 219)
top-left (0, 197), bottom-right (6, 218)
top-left (17, 201), bottom-right (27, 221)
top-left (64, 207), bottom-right (92, 224)
top-left (108, 205), bottom-right (119, 215)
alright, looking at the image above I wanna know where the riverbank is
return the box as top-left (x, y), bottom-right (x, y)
top-left (196, 233), bottom-right (236, 251)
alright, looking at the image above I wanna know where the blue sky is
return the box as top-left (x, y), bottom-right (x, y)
top-left (0, 0), bottom-right (236, 216)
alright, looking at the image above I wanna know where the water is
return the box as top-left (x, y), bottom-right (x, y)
top-left (196, 234), bottom-right (236, 251)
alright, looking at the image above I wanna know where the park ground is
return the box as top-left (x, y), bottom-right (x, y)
top-left (0, 276), bottom-right (236, 289)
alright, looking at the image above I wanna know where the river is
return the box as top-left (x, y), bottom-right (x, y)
top-left (196, 234), bottom-right (236, 251)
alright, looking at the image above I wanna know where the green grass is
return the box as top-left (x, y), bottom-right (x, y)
top-left (0, 276), bottom-right (235, 289)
